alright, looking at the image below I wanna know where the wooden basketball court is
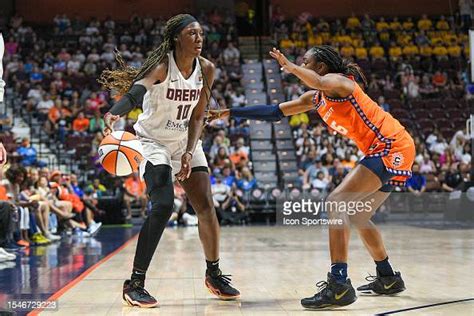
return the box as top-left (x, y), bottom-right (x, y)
top-left (36, 225), bottom-right (474, 315)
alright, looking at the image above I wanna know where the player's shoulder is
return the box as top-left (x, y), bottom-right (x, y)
top-left (198, 57), bottom-right (216, 74)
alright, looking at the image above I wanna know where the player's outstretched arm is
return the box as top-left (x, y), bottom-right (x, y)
top-left (208, 90), bottom-right (315, 122)
top-left (269, 48), bottom-right (353, 97)
top-left (103, 63), bottom-right (167, 135)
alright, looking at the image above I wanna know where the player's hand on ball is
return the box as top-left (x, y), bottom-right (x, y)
top-left (207, 109), bottom-right (230, 122)
top-left (269, 48), bottom-right (296, 73)
top-left (103, 112), bottom-right (120, 136)
top-left (0, 142), bottom-right (7, 169)
top-left (176, 152), bottom-right (192, 181)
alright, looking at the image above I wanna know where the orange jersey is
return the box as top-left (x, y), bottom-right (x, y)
top-left (312, 81), bottom-right (415, 185)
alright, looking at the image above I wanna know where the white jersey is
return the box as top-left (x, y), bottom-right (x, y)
top-left (134, 51), bottom-right (203, 145)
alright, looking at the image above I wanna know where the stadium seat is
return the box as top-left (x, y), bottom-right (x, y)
top-left (430, 108), bottom-right (447, 120)
top-left (253, 161), bottom-right (277, 172)
top-left (279, 160), bottom-right (298, 172)
top-left (277, 150), bottom-right (297, 161)
top-left (252, 150), bottom-right (276, 161)
top-left (412, 108), bottom-right (430, 120)
top-left (275, 140), bottom-right (294, 150)
top-left (251, 140), bottom-right (273, 151)
top-left (250, 121), bottom-right (272, 140)
top-left (246, 93), bottom-right (267, 105)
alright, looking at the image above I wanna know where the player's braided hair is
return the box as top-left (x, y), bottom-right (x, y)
top-left (98, 14), bottom-right (200, 95)
top-left (309, 45), bottom-right (368, 87)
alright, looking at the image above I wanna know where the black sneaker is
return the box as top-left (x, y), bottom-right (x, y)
top-left (301, 273), bottom-right (357, 309)
top-left (205, 269), bottom-right (240, 300)
top-left (122, 279), bottom-right (159, 308)
top-left (357, 271), bottom-right (406, 295)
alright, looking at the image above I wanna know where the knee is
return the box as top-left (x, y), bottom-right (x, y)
top-left (149, 195), bottom-right (174, 218)
top-left (194, 198), bottom-right (215, 221)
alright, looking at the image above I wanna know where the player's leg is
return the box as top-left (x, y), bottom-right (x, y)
top-left (353, 189), bottom-right (406, 295)
top-left (123, 162), bottom-right (174, 308)
top-left (301, 163), bottom-right (382, 309)
top-left (180, 168), bottom-right (240, 300)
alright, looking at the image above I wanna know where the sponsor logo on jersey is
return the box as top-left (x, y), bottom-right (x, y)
top-left (166, 88), bottom-right (201, 102)
top-left (165, 119), bottom-right (189, 132)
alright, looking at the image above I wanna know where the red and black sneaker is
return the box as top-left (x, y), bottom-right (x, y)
top-left (205, 269), bottom-right (240, 300)
top-left (122, 279), bottom-right (159, 308)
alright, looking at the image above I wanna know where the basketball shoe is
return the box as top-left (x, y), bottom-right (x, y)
top-left (301, 273), bottom-right (357, 309)
top-left (122, 279), bottom-right (159, 308)
top-left (205, 269), bottom-right (240, 300)
top-left (357, 271), bottom-right (405, 295)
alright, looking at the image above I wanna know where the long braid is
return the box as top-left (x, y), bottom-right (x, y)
top-left (98, 14), bottom-right (193, 95)
top-left (310, 45), bottom-right (368, 87)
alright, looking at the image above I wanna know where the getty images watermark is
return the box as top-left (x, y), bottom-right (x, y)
top-left (277, 198), bottom-right (376, 226)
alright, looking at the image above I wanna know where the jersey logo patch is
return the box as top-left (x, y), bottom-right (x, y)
top-left (391, 152), bottom-right (404, 167)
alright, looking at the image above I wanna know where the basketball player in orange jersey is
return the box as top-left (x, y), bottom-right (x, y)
top-left (210, 45), bottom-right (415, 309)
top-left (99, 14), bottom-right (239, 308)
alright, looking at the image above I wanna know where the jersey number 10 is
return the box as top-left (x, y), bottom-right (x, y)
top-left (176, 104), bottom-right (192, 120)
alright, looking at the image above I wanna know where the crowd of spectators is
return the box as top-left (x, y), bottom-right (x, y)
top-left (275, 12), bottom-right (472, 196)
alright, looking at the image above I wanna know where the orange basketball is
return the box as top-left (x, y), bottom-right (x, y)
top-left (98, 131), bottom-right (143, 176)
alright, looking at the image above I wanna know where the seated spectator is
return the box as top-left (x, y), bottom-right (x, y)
top-left (369, 42), bottom-right (385, 60)
top-left (17, 137), bottom-right (46, 167)
top-left (89, 110), bottom-right (105, 134)
top-left (419, 154), bottom-right (437, 174)
top-left (36, 94), bottom-right (54, 120)
top-left (229, 138), bottom-right (249, 167)
top-left (124, 173), bottom-right (147, 219)
top-left (219, 188), bottom-right (247, 225)
top-left (312, 171), bottom-right (330, 194)
top-left (222, 42), bottom-right (240, 63)
top-left (72, 112), bottom-right (90, 136)
top-left (86, 178), bottom-right (107, 198)
top-left (417, 14), bottom-right (433, 31)
top-left (435, 15), bottom-right (450, 30)
top-left (441, 163), bottom-right (463, 191)
top-left (432, 44), bottom-right (448, 60)
top-left (212, 175), bottom-right (231, 212)
top-left (355, 42), bottom-right (368, 60)
top-left (303, 158), bottom-right (329, 189)
top-left (346, 13), bottom-right (361, 30)
top-left (402, 17), bottom-right (415, 31)
top-left (388, 42), bottom-right (402, 62)
top-left (377, 96), bottom-right (390, 112)
top-left (406, 164), bottom-right (426, 196)
top-left (236, 167), bottom-right (257, 193)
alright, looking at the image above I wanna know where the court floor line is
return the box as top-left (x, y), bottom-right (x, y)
top-left (27, 233), bottom-right (139, 316)
top-left (376, 297), bottom-right (474, 315)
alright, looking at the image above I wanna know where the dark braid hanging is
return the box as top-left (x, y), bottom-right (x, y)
top-left (98, 14), bottom-right (199, 95)
top-left (309, 45), bottom-right (368, 87)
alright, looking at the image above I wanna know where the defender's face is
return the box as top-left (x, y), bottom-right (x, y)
top-left (177, 22), bottom-right (204, 57)
top-left (302, 51), bottom-right (325, 75)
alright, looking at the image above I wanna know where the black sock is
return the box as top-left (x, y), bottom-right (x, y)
top-left (131, 268), bottom-right (146, 285)
top-left (375, 256), bottom-right (395, 276)
top-left (330, 262), bottom-right (348, 284)
top-left (206, 259), bottom-right (220, 276)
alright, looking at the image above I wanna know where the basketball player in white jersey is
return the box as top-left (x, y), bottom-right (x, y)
top-left (99, 14), bottom-right (240, 308)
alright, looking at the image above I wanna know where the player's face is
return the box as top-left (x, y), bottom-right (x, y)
top-left (302, 52), bottom-right (326, 75)
top-left (177, 22), bottom-right (204, 57)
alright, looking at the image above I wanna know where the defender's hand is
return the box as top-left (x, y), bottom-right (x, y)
top-left (269, 48), bottom-right (297, 73)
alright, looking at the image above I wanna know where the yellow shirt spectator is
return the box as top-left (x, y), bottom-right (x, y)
top-left (127, 108), bottom-right (143, 121)
top-left (402, 19), bottom-right (414, 31)
top-left (436, 18), bottom-right (449, 30)
top-left (444, 33), bottom-right (458, 44)
top-left (369, 45), bottom-right (385, 59)
top-left (280, 38), bottom-right (295, 49)
top-left (379, 31), bottom-right (390, 43)
top-left (390, 19), bottom-right (402, 31)
top-left (448, 45), bottom-right (462, 57)
top-left (389, 45), bottom-right (402, 59)
top-left (308, 35), bottom-right (323, 46)
top-left (464, 45), bottom-right (470, 57)
top-left (336, 34), bottom-right (352, 45)
top-left (432, 45), bottom-right (448, 58)
top-left (419, 45), bottom-right (433, 57)
top-left (402, 44), bottom-right (419, 57)
top-left (346, 16), bottom-right (361, 30)
top-left (289, 113), bottom-right (309, 127)
top-left (355, 47), bottom-right (368, 60)
top-left (376, 19), bottom-right (390, 32)
top-left (340, 45), bottom-right (355, 58)
top-left (397, 33), bottom-right (412, 46)
top-left (418, 16), bottom-right (432, 31)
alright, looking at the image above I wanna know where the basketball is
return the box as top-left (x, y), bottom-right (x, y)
top-left (98, 131), bottom-right (143, 176)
